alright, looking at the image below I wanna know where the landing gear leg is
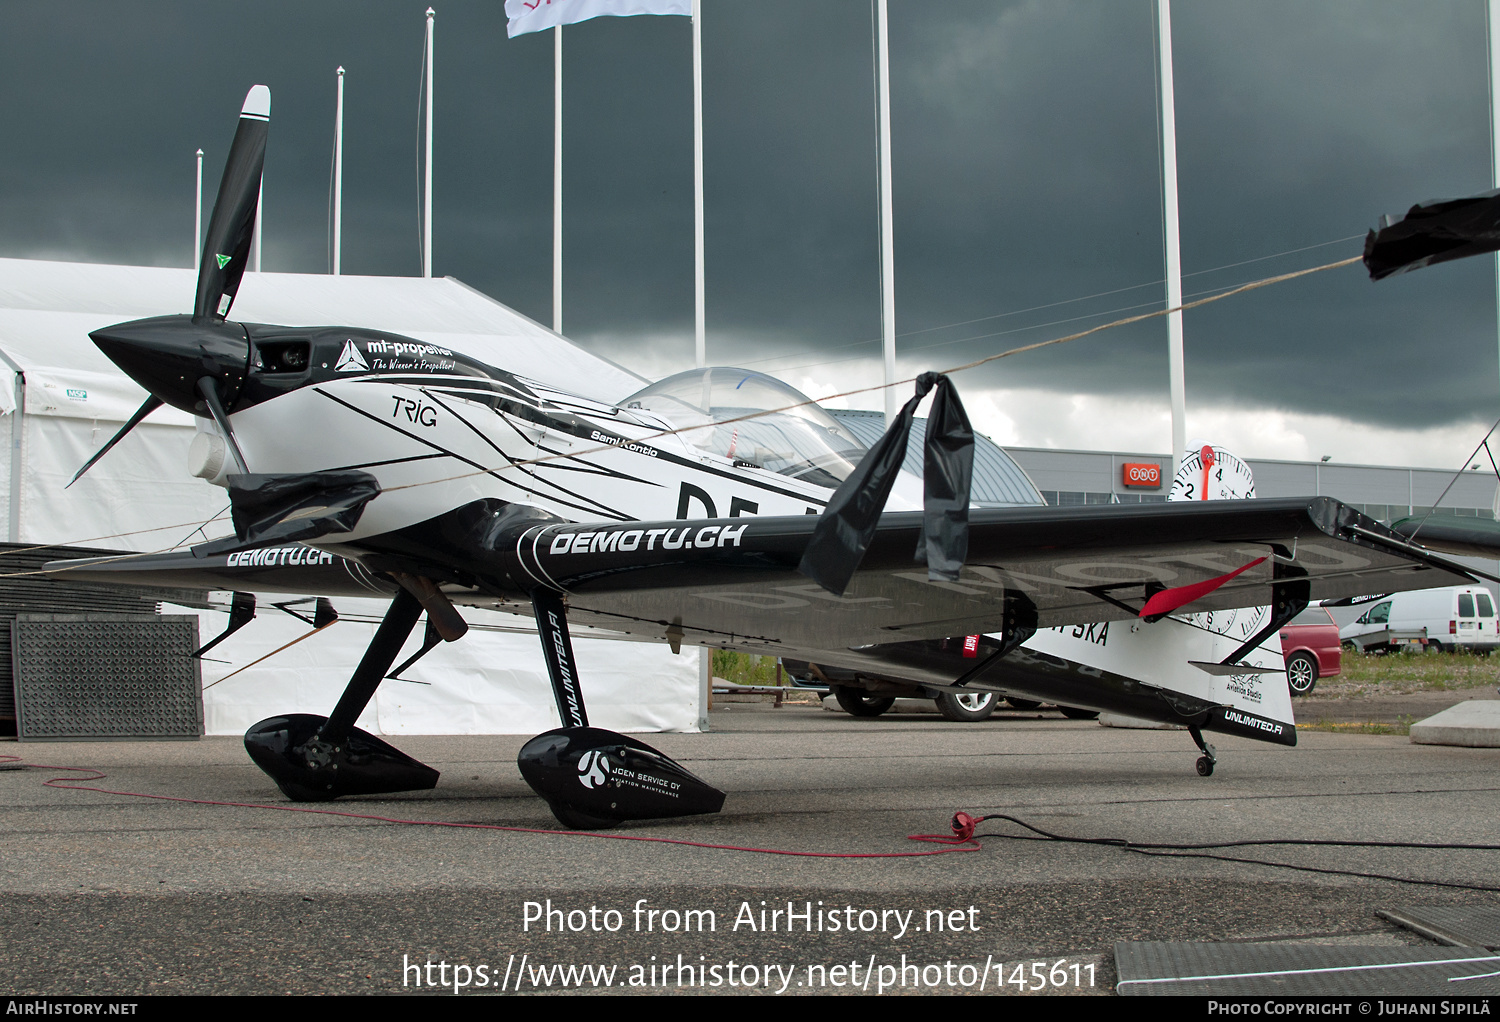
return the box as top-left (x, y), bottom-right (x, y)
top-left (1189, 725), bottom-right (1217, 777)
top-left (244, 588), bottom-right (441, 801)
top-left (531, 589), bottom-right (589, 729)
top-left (517, 590), bottom-right (725, 830)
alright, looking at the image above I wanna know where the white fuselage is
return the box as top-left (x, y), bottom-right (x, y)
top-left (221, 372), bottom-right (925, 540)
top-left (217, 369), bottom-right (1290, 726)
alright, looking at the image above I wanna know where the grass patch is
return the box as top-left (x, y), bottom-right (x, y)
top-left (711, 649), bottom-right (783, 686)
top-left (1298, 715), bottom-right (1416, 736)
top-left (1310, 649), bottom-right (1499, 698)
top-left (710, 650), bottom-right (824, 705)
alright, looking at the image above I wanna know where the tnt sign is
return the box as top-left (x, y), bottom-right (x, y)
top-left (1122, 462), bottom-right (1161, 488)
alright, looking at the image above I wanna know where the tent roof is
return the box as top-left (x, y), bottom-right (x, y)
top-left (0, 258), bottom-right (645, 410)
top-left (829, 408), bottom-right (1045, 507)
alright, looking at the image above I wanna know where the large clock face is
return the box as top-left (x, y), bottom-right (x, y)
top-left (1168, 444), bottom-right (1257, 502)
top-left (1168, 443), bottom-right (1267, 637)
top-left (1190, 603), bottom-right (1271, 641)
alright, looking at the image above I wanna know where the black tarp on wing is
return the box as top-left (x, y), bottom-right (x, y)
top-left (1364, 188), bottom-right (1500, 280)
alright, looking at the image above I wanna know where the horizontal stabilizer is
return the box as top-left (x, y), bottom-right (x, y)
top-left (1189, 661), bottom-right (1285, 676)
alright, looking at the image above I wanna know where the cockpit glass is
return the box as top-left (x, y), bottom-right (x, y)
top-left (620, 368), bottom-right (866, 488)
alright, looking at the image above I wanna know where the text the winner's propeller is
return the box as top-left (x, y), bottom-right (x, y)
top-left (70, 85), bottom-right (269, 486)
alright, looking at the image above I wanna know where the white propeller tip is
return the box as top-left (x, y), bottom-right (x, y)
top-left (241, 85), bottom-right (270, 121)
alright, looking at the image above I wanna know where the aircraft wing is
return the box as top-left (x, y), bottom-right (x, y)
top-left (45, 544), bottom-right (399, 600)
top-left (495, 496), bottom-right (1477, 648)
top-left (48, 496), bottom-right (1480, 651)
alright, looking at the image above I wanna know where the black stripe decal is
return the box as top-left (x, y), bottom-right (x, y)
top-left (416, 389), bottom-right (635, 521)
top-left (312, 388), bottom-right (625, 520)
top-left (337, 377), bottom-right (832, 507)
top-left (322, 452), bottom-right (449, 473)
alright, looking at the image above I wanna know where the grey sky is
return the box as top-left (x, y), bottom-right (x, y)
top-left (1, 1), bottom-right (1497, 463)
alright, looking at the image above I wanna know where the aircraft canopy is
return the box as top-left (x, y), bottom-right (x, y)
top-left (621, 367), bottom-right (866, 488)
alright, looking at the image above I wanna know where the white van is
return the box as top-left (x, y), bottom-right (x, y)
top-left (1340, 586), bottom-right (1499, 653)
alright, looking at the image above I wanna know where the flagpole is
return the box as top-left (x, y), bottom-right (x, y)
top-left (693, 0), bottom-right (706, 368)
top-left (194, 148), bottom-right (203, 267)
top-left (1157, 0), bottom-right (1186, 480)
top-left (1489, 0), bottom-right (1500, 401)
top-left (424, 7), bottom-right (435, 279)
top-left (554, 25), bottom-right (564, 333)
top-left (876, 0), bottom-right (896, 425)
top-left (692, 0), bottom-right (709, 729)
top-left (333, 66), bottom-right (345, 276)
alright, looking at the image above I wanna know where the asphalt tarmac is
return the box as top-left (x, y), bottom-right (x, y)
top-left (2, 703), bottom-right (1497, 996)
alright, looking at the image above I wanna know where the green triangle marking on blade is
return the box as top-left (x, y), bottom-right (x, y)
top-left (215, 253), bottom-right (232, 269)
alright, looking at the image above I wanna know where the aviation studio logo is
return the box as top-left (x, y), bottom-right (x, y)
top-left (335, 340), bottom-right (370, 372)
top-left (577, 750), bottom-right (610, 789)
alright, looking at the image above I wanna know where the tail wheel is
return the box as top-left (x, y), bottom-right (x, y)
top-left (935, 691), bottom-right (998, 722)
top-left (833, 686), bottom-right (895, 717)
top-left (1285, 652), bottom-right (1318, 696)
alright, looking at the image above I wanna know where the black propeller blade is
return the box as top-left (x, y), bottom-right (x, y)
top-left (66, 394), bottom-right (164, 488)
top-left (194, 85), bottom-right (269, 323)
top-left (73, 85), bottom-right (267, 483)
top-left (197, 377), bottom-right (250, 475)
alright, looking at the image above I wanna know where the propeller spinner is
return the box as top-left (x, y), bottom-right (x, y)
top-left (70, 85), bottom-right (269, 487)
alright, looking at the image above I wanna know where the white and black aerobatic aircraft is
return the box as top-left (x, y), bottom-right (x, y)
top-left (49, 86), bottom-right (1496, 829)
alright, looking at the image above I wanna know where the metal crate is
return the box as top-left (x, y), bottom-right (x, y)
top-left (13, 614), bottom-right (202, 741)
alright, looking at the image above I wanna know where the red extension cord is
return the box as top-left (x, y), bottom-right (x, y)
top-left (0, 754), bottom-right (981, 859)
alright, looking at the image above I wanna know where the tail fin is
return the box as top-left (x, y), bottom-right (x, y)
top-left (1166, 442), bottom-right (1294, 739)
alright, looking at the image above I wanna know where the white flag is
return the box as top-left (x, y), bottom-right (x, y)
top-left (505, 0), bottom-right (691, 39)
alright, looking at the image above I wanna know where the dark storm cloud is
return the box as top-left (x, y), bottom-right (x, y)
top-left (875, 0), bottom-right (1496, 426)
top-left (0, 1), bottom-right (1496, 429)
top-left (1168, 0), bottom-right (1493, 425)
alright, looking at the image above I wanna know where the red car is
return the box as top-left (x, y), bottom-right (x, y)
top-left (1280, 607), bottom-right (1342, 696)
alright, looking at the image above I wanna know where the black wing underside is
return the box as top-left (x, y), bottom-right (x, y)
top-left (499, 497), bottom-right (1474, 650)
top-left (45, 545), bottom-right (398, 600)
top-left (47, 497), bottom-right (1478, 656)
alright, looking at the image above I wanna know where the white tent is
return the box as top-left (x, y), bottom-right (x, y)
top-left (0, 257), bottom-right (702, 735)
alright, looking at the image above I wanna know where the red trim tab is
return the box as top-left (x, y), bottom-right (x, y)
top-left (1139, 556), bottom-right (1267, 619)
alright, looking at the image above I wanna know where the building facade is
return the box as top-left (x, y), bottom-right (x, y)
top-left (1005, 447), bottom-right (1498, 524)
